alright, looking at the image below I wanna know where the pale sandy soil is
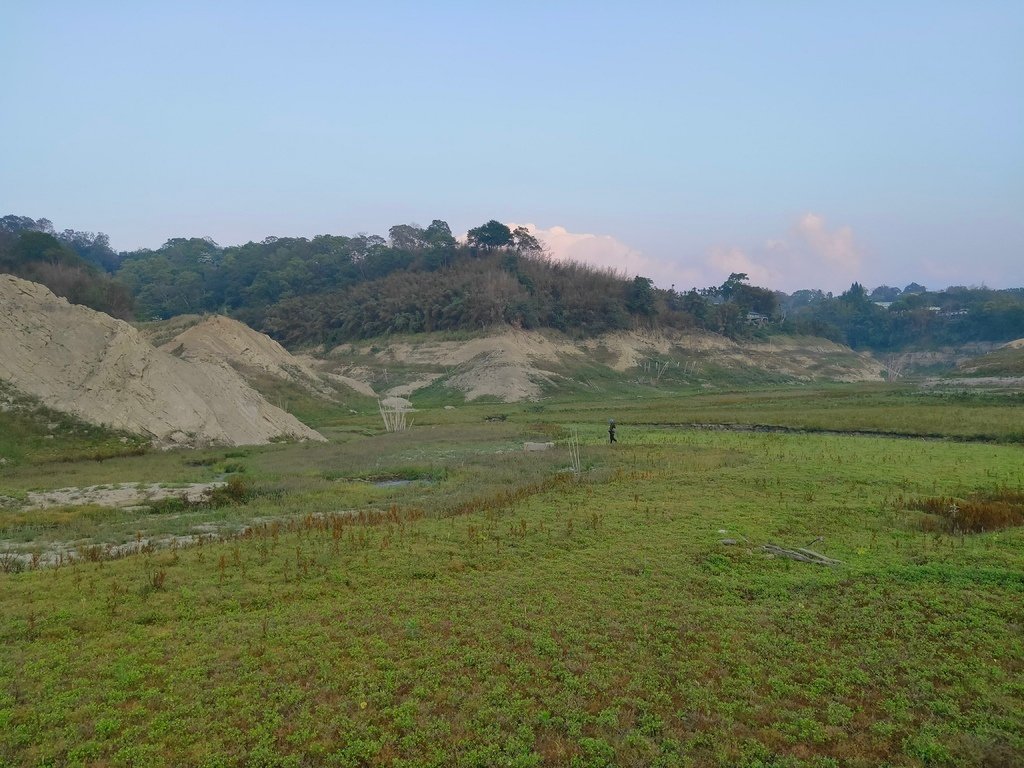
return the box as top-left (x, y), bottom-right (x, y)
top-left (0, 276), bottom-right (323, 445)
top-left (22, 481), bottom-right (226, 511)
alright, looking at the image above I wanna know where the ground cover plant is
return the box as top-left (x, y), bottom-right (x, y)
top-left (956, 345), bottom-right (1024, 378)
top-left (0, 384), bottom-right (148, 468)
top-left (1, 389), bottom-right (1022, 766)
top-left (518, 383), bottom-right (1024, 443)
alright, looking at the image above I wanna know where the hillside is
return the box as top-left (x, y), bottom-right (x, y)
top-left (954, 338), bottom-right (1024, 377)
top-left (0, 275), bottom-right (324, 446)
top-left (8, 214), bottom-right (1022, 360)
top-left (320, 328), bottom-right (882, 403)
top-left (108, 219), bottom-right (777, 345)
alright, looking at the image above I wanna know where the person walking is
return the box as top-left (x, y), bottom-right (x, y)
top-left (608, 419), bottom-right (617, 444)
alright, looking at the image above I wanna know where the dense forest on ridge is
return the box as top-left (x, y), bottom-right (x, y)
top-left (0, 216), bottom-right (133, 319)
top-left (2, 214), bottom-right (1022, 352)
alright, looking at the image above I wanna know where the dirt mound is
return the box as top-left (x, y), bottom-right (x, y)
top-left (159, 315), bottom-right (324, 388)
top-left (0, 275), bottom-right (324, 446)
top-left (135, 314), bottom-right (206, 347)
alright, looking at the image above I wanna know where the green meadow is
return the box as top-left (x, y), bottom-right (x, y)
top-left (1, 384), bottom-right (1023, 767)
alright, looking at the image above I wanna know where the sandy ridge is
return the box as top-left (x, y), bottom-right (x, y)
top-left (0, 275), bottom-right (324, 446)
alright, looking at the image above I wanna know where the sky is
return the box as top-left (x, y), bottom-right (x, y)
top-left (2, 1), bottom-right (1021, 293)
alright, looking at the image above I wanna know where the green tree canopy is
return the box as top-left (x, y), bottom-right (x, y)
top-left (467, 220), bottom-right (512, 250)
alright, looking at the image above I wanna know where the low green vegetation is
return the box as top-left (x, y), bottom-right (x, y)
top-left (956, 345), bottom-right (1024, 378)
top-left (1, 387), bottom-right (1023, 766)
top-left (553, 384), bottom-right (1024, 443)
top-left (0, 385), bottom-right (148, 468)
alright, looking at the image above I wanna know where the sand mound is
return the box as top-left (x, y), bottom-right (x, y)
top-left (160, 315), bottom-right (324, 389)
top-left (0, 275), bottom-right (324, 446)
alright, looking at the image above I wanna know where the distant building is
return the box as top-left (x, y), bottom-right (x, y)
top-left (745, 312), bottom-right (770, 326)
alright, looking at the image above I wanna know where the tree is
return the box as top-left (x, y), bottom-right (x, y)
top-left (0, 229), bottom-right (134, 319)
top-left (467, 220), bottom-right (512, 250)
top-left (510, 226), bottom-right (543, 254)
top-left (388, 224), bottom-right (426, 251)
top-left (732, 283), bottom-right (778, 316)
top-left (423, 220), bottom-right (456, 250)
top-left (840, 282), bottom-right (869, 305)
top-left (57, 229), bottom-right (120, 272)
top-left (715, 301), bottom-right (743, 337)
top-left (626, 275), bottom-right (656, 316)
top-left (869, 285), bottom-right (902, 302)
top-left (681, 289), bottom-right (711, 327)
top-left (417, 220), bottom-right (457, 271)
top-left (783, 289), bottom-right (827, 312)
top-left (719, 272), bottom-right (749, 301)
top-left (0, 215), bottom-right (53, 235)
top-left (6, 231), bottom-right (70, 268)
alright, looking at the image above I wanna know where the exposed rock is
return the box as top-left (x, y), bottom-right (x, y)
top-left (0, 275), bottom-right (324, 446)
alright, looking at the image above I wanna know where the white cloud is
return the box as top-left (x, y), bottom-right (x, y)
top-left (513, 223), bottom-right (641, 275)
top-left (702, 213), bottom-right (867, 293)
top-left (501, 215), bottom-right (867, 295)
top-left (511, 223), bottom-right (701, 289)
top-left (793, 213), bottom-right (862, 272)
top-left (706, 245), bottom-right (779, 287)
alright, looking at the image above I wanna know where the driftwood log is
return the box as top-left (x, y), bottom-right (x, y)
top-left (761, 543), bottom-right (842, 566)
top-left (719, 534), bottom-right (842, 566)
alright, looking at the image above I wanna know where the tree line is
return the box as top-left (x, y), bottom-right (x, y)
top-left (780, 282), bottom-right (1024, 351)
top-left (2, 213), bottom-right (1021, 351)
top-left (0, 215), bottom-right (133, 318)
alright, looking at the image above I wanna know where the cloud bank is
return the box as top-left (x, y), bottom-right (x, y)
top-left (513, 214), bottom-right (867, 295)
top-left (703, 213), bottom-right (867, 293)
top-left (511, 223), bottom-right (702, 289)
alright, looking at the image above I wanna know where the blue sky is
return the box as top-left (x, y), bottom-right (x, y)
top-left (2, 2), bottom-right (1021, 292)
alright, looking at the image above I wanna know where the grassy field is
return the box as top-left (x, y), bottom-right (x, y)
top-left (1, 385), bottom-right (1023, 767)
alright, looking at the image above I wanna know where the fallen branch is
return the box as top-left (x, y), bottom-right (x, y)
top-left (761, 543), bottom-right (842, 566)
